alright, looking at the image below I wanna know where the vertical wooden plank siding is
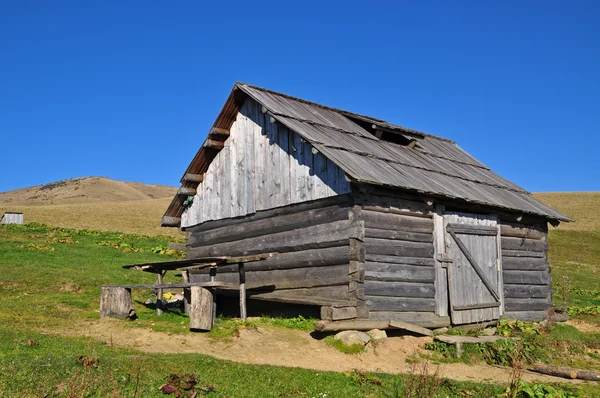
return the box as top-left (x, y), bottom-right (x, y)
top-left (181, 98), bottom-right (351, 228)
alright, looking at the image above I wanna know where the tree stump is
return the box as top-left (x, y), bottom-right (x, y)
top-left (100, 287), bottom-right (135, 319)
top-left (189, 286), bottom-right (213, 331)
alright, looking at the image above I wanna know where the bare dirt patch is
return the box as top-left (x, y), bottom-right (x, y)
top-left (566, 319), bottom-right (600, 334)
top-left (55, 318), bottom-right (582, 386)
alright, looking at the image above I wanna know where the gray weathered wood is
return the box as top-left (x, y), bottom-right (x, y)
top-left (503, 311), bottom-right (549, 322)
top-left (364, 228), bottom-right (433, 242)
top-left (365, 264), bottom-right (435, 282)
top-left (502, 249), bottom-right (545, 258)
top-left (501, 237), bottom-right (548, 252)
top-left (239, 263), bottom-right (247, 321)
top-left (161, 216), bottom-right (181, 227)
top-left (177, 187), bottom-right (197, 196)
top-left (503, 270), bottom-right (551, 285)
top-left (500, 223), bottom-right (546, 240)
top-left (364, 281), bottom-right (435, 298)
top-left (368, 311), bottom-right (450, 328)
top-left (320, 306), bottom-right (357, 321)
top-left (365, 296), bottom-right (436, 311)
top-left (183, 173), bottom-right (204, 183)
top-left (364, 238), bottom-right (435, 258)
top-left (100, 287), bottom-right (134, 319)
top-left (156, 272), bottom-right (164, 316)
top-left (362, 210), bottom-right (434, 234)
top-left (0, 212), bottom-right (23, 224)
top-left (433, 204), bottom-right (449, 317)
top-left (104, 282), bottom-right (233, 289)
top-left (365, 254), bottom-right (435, 266)
top-left (504, 284), bottom-right (551, 298)
top-left (502, 257), bottom-right (548, 271)
top-left (192, 246), bottom-right (349, 274)
top-left (188, 219), bottom-right (352, 258)
top-left (504, 298), bottom-right (552, 312)
top-left (446, 223), bottom-right (498, 235)
top-left (389, 320), bottom-right (434, 336)
top-left (190, 264), bottom-right (350, 290)
top-left (189, 286), bottom-right (213, 331)
top-left (188, 205), bottom-right (350, 247)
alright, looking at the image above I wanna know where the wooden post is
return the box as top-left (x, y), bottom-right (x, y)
top-left (210, 267), bottom-right (217, 326)
top-left (189, 286), bottom-right (213, 331)
top-left (100, 287), bottom-right (134, 319)
top-left (157, 271), bottom-right (165, 316)
top-left (238, 262), bottom-right (247, 321)
top-left (182, 271), bottom-right (191, 315)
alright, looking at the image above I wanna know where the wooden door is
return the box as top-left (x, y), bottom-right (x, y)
top-left (444, 212), bottom-right (503, 325)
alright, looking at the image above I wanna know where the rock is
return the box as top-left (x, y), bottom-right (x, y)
top-left (366, 329), bottom-right (387, 340)
top-left (481, 327), bottom-right (497, 336)
top-left (433, 327), bottom-right (449, 335)
top-left (334, 330), bottom-right (371, 346)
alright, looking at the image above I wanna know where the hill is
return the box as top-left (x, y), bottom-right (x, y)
top-left (533, 192), bottom-right (598, 231)
top-left (0, 177), bottom-right (180, 237)
top-left (0, 176), bottom-right (176, 206)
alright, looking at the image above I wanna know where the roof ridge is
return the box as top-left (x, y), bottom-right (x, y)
top-left (235, 82), bottom-right (453, 144)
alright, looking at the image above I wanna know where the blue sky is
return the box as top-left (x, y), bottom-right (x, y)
top-left (0, 1), bottom-right (598, 193)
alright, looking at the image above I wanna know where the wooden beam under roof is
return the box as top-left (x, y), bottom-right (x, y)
top-left (183, 173), bottom-right (204, 183)
top-left (161, 216), bottom-right (181, 227)
top-left (209, 127), bottom-right (230, 138)
top-left (177, 187), bottom-right (197, 196)
top-left (204, 139), bottom-right (225, 149)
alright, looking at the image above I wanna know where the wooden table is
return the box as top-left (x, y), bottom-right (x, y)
top-left (119, 253), bottom-right (276, 325)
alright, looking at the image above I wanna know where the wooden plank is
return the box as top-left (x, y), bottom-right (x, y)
top-left (239, 263), bottom-right (247, 321)
top-left (503, 311), bottom-right (548, 322)
top-left (364, 280), bottom-right (435, 298)
top-left (501, 237), bottom-right (548, 252)
top-left (389, 320), bottom-right (434, 336)
top-left (314, 319), bottom-right (390, 331)
top-left (364, 238), bottom-right (435, 258)
top-left (185, 195), bottom-right (350, 233)
top-left (365, 264), bottom-right (435, 282)
top-left (103, 282), bottom-right (234, 289)
top-left (447, 228), bottom-right (500, 301)
top-left (361, 205), bottom-right (433, 219)
top-left (364, 228), bottom-right (433, 243)
top-left (365, 296), bottom-right (436, 311)
top-left (183, 173), bottom-right (204, 183)
top-left (245, 99), bottom-right (256, 214)
top-left (504, 298), bottom-right (552, 312)
top-left (161, 216), bottom-right (181, 227)
top-left (362, 210), bottom-right (434, 234)
top-left (368, 311), bottom-right (450, 328)
top-left (502, 249), bottom-right (545, 258)
top-left (502, 257), bottom-right (548, 271)
top-left (187, 205), bottom-right (350, 247)
top-left (447, 223), bottom-right (498, 236)
top-left (278, 125), bottom-right (292, 206)
top-left (504, 284), bottom-right (551, 298)
top-left (209, 127), bottom-right (230, 137)
top-left (190, 264), bottom-right (350, 290)
top-left (365, 254), bottom-right (435, 266)
top-left (453, 302), bottom-right (500, 311)
top-left (191, 246), bottom-right (349, 274)
top-left (157, 272), bottom-right (164, 316)
top-left (503, 270), bottom-right (551, 285)
top-left (188, 219), bottom-right (352, 258)
top-left (433, 203), bottom-right (448, 317)
top-left (500, 222), bottom-right (546, 239)
top-left (189, 286), bottom-right (213, 331)
top-left (204, 139), bottom-right (225, 149)
top-left (320, 306), bottom-right (358, 321)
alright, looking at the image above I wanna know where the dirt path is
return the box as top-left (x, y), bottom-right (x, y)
top-left (54, 318), bottom-right (585, 386)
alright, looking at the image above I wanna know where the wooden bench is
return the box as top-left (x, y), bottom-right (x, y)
top-left (100, 281), bottom-right (233, 331)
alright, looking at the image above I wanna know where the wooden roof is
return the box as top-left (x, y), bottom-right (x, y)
top-left (162, 83), bottom-right (571, 226)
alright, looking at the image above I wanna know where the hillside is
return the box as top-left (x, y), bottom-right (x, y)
top-left (0, 177), bottom-right (180, 237)
top-left (533, 192), bottom-right (598, 231)
top-left (0, 176), bottom-right (176, 206)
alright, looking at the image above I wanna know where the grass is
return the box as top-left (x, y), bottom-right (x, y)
top-left (2, 214), bottom-right (600, 396)
top-left (534, 192), bottom-right (600, 232)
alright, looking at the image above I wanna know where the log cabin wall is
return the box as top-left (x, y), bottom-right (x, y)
top-left (352, 194), bottom-right (451, 328)
top-left (186, 196), bottom-right (357, 307)
top-left (500, 221), bottom-right (552, 322)
top-left (181, 98), bottom-right (351, 228)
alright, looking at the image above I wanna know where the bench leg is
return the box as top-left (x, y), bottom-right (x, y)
top-left (189, 286), bottom-right (213, 331)
top-left (100, 287), bottom-right (135, 319)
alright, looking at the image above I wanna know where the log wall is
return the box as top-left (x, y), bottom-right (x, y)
top-left (188, 197), bottom-right (354, 307)
top-left (354, 196), bottom-right (450, 327)
top-left (181, 98), bottom-right (350, 228)
top-left (500, 221), bottom-right (552, 322)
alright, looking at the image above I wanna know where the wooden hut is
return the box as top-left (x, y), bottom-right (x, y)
top-left (1, 212), bottom-right (23, 225)
top-left (162, 83), bottom-right (571, 328)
